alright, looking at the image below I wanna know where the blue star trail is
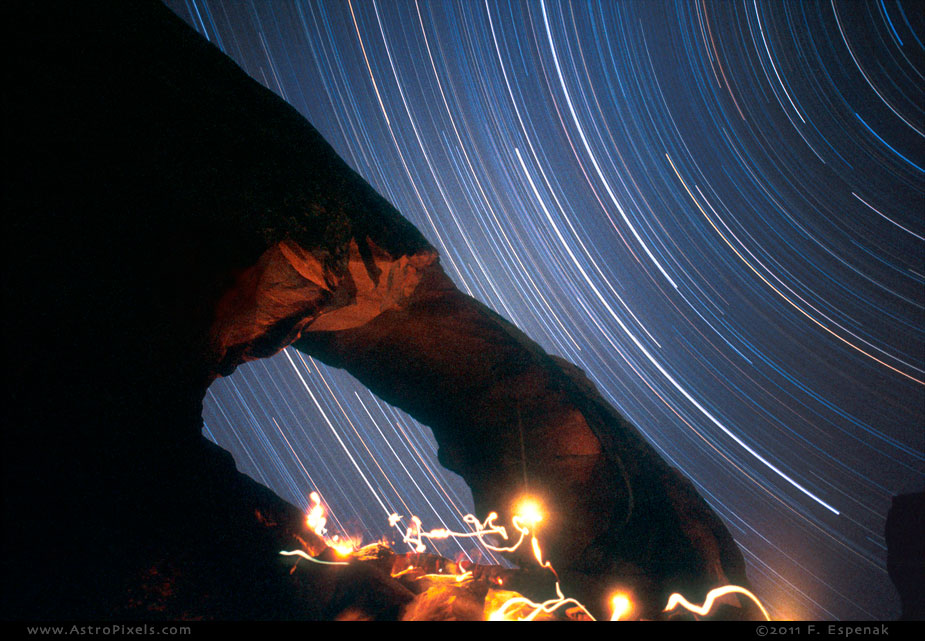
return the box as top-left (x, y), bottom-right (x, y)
top-left (165, 0), bottom-right (922, 620)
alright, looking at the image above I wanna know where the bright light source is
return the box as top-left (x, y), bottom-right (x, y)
top-left (514, 497), bottom-right (543, 526)
top-left (610, 592), bottom-right (632, 621)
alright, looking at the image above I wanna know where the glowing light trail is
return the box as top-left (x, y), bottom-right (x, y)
top-left (665, 585), bottom-right (771, 621)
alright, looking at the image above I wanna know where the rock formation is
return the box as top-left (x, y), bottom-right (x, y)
top-left (885, 492), bottom-right (925, 621)
top-left (3, 0), bottom-right (753, 620)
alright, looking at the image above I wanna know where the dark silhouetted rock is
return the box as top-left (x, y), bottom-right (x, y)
top-left (2, 0), bottom-right (754, 620)
top-left (885, 492), bottom-right (925, 620)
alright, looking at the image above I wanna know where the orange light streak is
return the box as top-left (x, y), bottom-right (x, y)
top-left (392, 511), bottom-right (532, 555)
top-left (489, 582), bottom-right (593, 621)
top-left (282, 492), bottom-right (772, 622)
top-left (281, 490), bottom-right (359, 565)
top-left (279, 549), bottom-right (348, 567)
top-left (664, 585), bottom-right (771, 621)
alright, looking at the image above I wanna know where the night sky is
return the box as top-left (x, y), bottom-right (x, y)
top-left (162, 0), bottom-right (922, 621)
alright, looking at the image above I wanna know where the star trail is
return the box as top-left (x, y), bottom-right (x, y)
top-left (163, 0), bottom-right (922, 620)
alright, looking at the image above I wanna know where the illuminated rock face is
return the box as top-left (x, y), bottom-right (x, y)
top-left (295, 261), bottom-right (750, 617)
top-left (4, 0), bottom-right (748, 620)
top-left (208, 238), bottom-right (437, 375)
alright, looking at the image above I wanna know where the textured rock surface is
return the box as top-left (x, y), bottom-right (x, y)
top-left (4, 0), bottom-right (750, 620)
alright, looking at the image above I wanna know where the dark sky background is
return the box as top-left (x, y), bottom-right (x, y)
top-left (162, 0), bottom-right (922, 620)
